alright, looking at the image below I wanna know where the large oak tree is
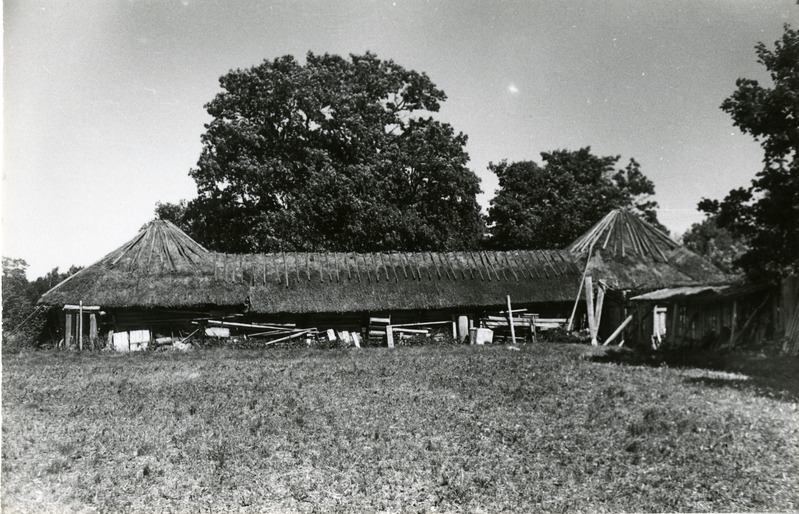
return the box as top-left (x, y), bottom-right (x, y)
top-left (166, 52), bottom-right (483, 252)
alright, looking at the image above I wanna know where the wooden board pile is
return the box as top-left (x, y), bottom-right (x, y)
top-left (196, 319), bottom-right (319, 346)
top-left (367, 317), bottom-right (452, 347)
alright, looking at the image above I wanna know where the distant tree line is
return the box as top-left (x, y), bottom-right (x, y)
top-left (2, 258), bottom-right (82, 332)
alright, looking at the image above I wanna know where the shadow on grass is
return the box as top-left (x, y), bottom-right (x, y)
top-left (590, 346), bottom-right (799, 402)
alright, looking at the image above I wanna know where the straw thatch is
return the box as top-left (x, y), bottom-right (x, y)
top-left (39, 220), bottom-right (584, 313)
top-left (567, 209), bottom-right (729, 291)
top-left (243, 250), bottom-right (582, 314)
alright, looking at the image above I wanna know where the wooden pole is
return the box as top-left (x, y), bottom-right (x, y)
top-left (64, 313), bottom-right (73, 350)
top-left (386, 325), bottom-right (395, 348)
top-left (584, 277), bottom-right (597, 345)
top-left (457, 315), bottom-right (469, 344)
top-left (594, 285), bottom-right (605, 341)
top-left (670, 302), bottom-right (680, 346)
top-left (603, 315), bottom-right (633, 346)
top-left (507, 295), bottom-right (516, 345)
top-left (89, 314), bottom-right (98, 351)
top-left (567, 242), bottom-right (595, 331)
top-left (729, 300), bottom-right (738, 346)
top-left (78, 301), bottom-right (84, 351)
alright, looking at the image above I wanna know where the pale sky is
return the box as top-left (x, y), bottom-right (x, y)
top-left (4, 0), bottom-right (797, 279)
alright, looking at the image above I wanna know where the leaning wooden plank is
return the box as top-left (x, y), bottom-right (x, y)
top-left (205, 320), bottom-right (299, 331)
top-left (247, 330), bottom-right (296, 338)
top-left (507, 295), bottom-right (516, 345)
top-left (392, 320), bottom-right (451, 327)
top-left (392, 328), bottom-right (429, 334)
top-left (603, 315), bottom-right (633, 346)
top-left (585, 276), bottom-right (597, 345)
top-left (263, 330), bottom-right (311, 346)
top-left (594, 286), bottom-right (605, 335)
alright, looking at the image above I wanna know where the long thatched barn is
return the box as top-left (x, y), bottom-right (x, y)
top-left (39, 220), bottom-right (586, 348)
top-left (40, 209), bottom-right (746, 350)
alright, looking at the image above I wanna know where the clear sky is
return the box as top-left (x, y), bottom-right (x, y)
top-left (4, 0), bottom-right (797, 279)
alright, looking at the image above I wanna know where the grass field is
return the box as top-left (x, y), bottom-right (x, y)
top-left (2, 343), bottom-right (798, 513)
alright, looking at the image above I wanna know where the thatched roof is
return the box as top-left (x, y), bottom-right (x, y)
top-left (566, 209), bottom-right (730, 291)
top-left (40, 220), bottom-right (584, 313)
top-left (243, 250), bottom-right (582, 313)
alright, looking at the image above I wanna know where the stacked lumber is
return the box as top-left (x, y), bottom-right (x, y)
top-left (478, 308), bottom-right (537, 343)
top-left (194, 319), bottom-right (318, 346)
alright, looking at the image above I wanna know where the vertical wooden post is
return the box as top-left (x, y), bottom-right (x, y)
top-left (89, 314), bottom-right (98, 351)
top-left (531, 314), bottom-right (538, 343)
top-left (729, 300), bottom-right (738, 346)
top-left (451, 315), bottom-right (457, 340)
top-left (506, 295), bottom-right (516, 345)
top-left (456, 315), bottom-right (469, 344)
top-left (594, 286), bottom-right (605, 341)
top-left (78, 301), bottom-right (84, 351)
top-left (585, 277), bottom-right (597, 345)
top-left (670, 302), bottom-right (680, 346)
top-left (386, 325), bottom-right (395, 348)
top-left (64, 313), bottom-right (73, 350)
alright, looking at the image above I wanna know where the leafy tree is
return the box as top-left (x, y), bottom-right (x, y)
top-left (28, 266), bottom-right (83, 299)
top-left (699, 25), bottom-right (799, 280)
top-left (2, 257), bottom-right (34, 331)
top-left (154, 200), bottom-right (189, 227)
top-left (486, 147), bottom-right (662, 249)
top-left (682, 216), bottom-right (748, 274)
top-left (175, 52), bottom-right (483, 252)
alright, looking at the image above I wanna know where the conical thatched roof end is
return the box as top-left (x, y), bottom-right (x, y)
top-left (567, 209), bottom-right (730, 290)
top-left (567, 209), bottom-right (679, 262)
top-left (99, 219), bottom-right (209, 272)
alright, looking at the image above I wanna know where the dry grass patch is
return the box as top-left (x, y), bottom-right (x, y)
top-left (2, 344), bottom-right (798, 512)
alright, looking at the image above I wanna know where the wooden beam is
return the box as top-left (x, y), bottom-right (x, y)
top-left (585, 277), bottom-right (597, 345)
top-left (262, 330), bottom-right (311, 346)
top-left (89, 314), bottom-right (98, 351)
top-left (78, 301), bottom-right (84, 351)
top-left (63, 304), bottom-right (101, 311)
top-left (386, 325), bottom-right (395, 348)
top-left (205, 320), bottom-right (298, 331)
top-left (507, 295), bottom-right (516, 345)
top-left (603, 315), bottom-right (633, 346)
top-left (729, 300), bottom-right (738, 347)
top-left (64, 313), bottom-right (73, 349)
top-left (670, 302), bottom-right (680, 346)
top-left (393, 320), bottom-right (451, 328)
top-left (457, 315), bottom-right (469, 343)
top-left (392, 327), bottom-right (429, 334)
top-left (594, 286), bottom-right (605, 340)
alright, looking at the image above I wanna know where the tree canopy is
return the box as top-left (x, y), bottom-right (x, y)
top-left (167, 52), bottom-right (484, 252)
top-left (699, 24), bottom-right (799, 280)
top-left (486, 147), bottom-right (662, 249)
top-left (681, 216), bottom-right (748, 274)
